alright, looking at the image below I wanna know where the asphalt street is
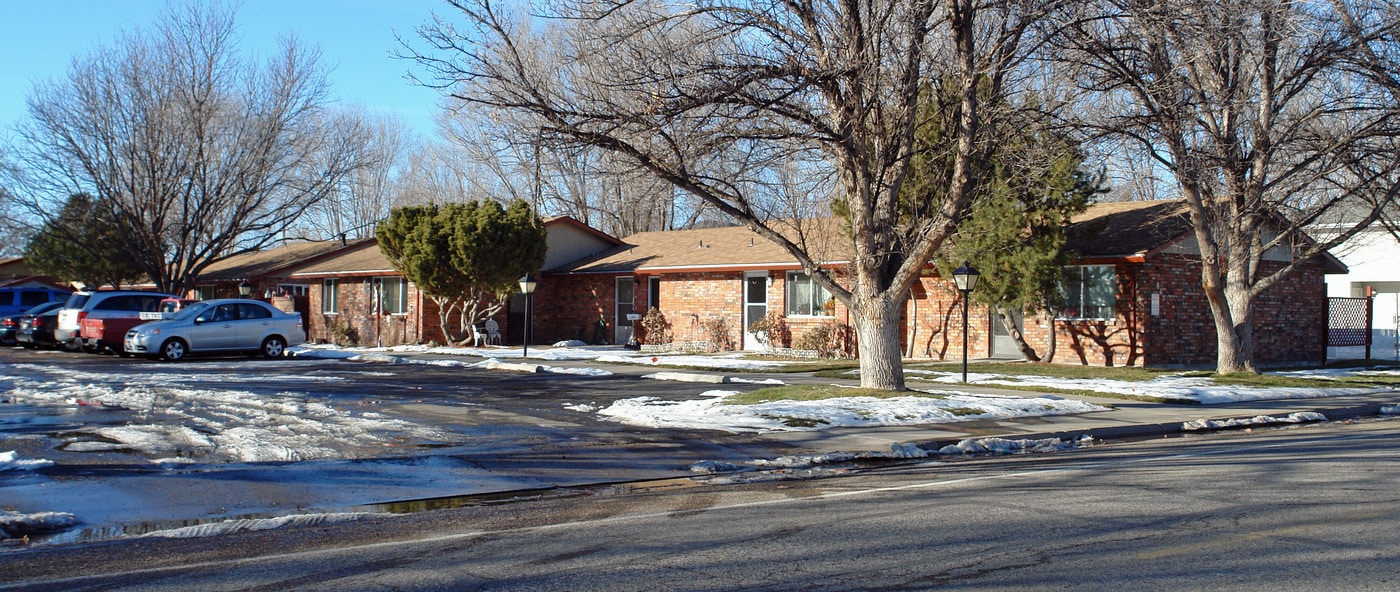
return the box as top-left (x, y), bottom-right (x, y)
top-left (3, 419), bottom-right (1398, 590)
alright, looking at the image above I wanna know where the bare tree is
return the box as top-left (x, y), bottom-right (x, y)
top-left (0, 147), bottom-right (29, 257)
top-left (6, 2), bottom-right (375, 294)
top-left (293, 109), bottom-right (411, 241)
top-left (407, 0), bottom-right (1055, 390)
top-left (439, 104), bottom-right (710, 235)
top-left (1059, 0), bottom-right (1400, 373)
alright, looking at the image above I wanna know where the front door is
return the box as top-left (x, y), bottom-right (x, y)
top-left (990, 307), bottom-right (1023, 359)
top-left (615, 277), bottom-right (635, 345)
top-left (743, 271), bottom-right (768, 350)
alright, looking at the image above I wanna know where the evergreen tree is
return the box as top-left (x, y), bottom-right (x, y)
top-left (23, 193), bottom-right (144, 289)
top-left (377, 199), bottom-right (546, 345)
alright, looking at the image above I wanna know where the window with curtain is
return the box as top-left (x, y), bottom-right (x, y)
top-left (322, 279), bottom-right (339, 314)
top-left (786, 272), bottom-right (835, 316)
top-left (380, 277), bottom-right (407, 314)
top-left (1060, 265), bottom-right (1116, 320)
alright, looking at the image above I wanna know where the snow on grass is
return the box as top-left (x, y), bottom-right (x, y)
top-left (292, 343), bottom-right (798, 370)
top-left (0, 451), bottom-right (54, 471)
top-left (141, 512), bottom-right (386, 539)
top-left (596, 389), bottom-right (1109, 433)
top-left (1182, 412), bottom-right (1328, 431)
top-left (6, 379), bottom-right (457, 463)
top-left (906, 369), bottom-right (1378, 404)
top-left (0, 511), bottom-right (77, 539)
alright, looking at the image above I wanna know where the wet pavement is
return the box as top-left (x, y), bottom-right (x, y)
top-left (2, 345), bottom-right (1398, 547)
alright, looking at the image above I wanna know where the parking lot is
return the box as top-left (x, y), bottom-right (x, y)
top-left (0, 346), bottom-right (788, 544)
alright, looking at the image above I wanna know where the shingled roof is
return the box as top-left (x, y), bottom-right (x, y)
top-left (1062, 199), bottom-right (1194, 259)
top-left (287, 240), bottom-right (398, 277)
top-left (551, 220), bottom-right (852, 274)
top-left (197, 239), bottom-right (374, 282)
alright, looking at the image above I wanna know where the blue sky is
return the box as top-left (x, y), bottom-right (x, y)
top-left (0, 0), bottom-right (448, 139)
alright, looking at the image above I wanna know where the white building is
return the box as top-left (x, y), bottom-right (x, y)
top-left (1324, 224), bottom-right (1400, 361)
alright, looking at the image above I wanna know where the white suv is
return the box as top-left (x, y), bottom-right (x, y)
top-left (55, 290), bottom-right (176, 351)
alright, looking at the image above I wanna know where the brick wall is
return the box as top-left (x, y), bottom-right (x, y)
top-left (305, 276), bottom-right (425, 346)
top-left (903, 254), bottom-right (1328, 368)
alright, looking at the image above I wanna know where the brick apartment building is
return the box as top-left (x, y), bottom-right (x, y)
top-left (541, 200), bottom-right (1345, 368)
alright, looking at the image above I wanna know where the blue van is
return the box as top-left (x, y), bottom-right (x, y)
top-left (0, 288), bottom-right (72, 317)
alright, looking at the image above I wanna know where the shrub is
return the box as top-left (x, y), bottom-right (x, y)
top-left (747, 311), bottom-right (792, 349)
top-left (638, 307), bottom-right (673, 345)
top-left (326, 317), bottom-right (357, 346)
top-left (794, 321), bottom-right (857, 359)
top-left (703, 316), bottom-right (736, 352)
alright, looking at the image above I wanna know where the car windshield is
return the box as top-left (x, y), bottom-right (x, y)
top-left (171, 302), bottom-right (212, 322)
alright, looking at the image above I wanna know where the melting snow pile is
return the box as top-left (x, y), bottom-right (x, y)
top-left (1182, 411), bottom-right (1327, 431)
top-left (0, 511), bottom-right (77, 539)
top-left (142, 512), bottom-right (385, 539)
top-left (5, 378), bottom-right (455, 463)
top-left (0, 451), bottom-right (54, 471)
top-left (600, 389), bottom-right (1108, 433)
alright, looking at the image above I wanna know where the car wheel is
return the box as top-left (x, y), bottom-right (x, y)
top-left (260, 335), bottom-right (286, 359)
top-left (160, 338), bottom-right (188, 361)
top-left (61, 341), bottom-right (82, 353)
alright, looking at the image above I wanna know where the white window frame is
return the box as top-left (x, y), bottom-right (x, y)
top-left (379, 276), bottom-right (407, 315)
top-left (322, 279), bottom-right (339, 314)
top-left (195, 285), bottom-right (216, 301)
top-left (1058, 265), bottom-right (1117, 321)
top-left (786, 271), bottom-right (835, 317)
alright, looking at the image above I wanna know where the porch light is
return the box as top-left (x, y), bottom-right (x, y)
top-left (952, 262), bottom-right (980, 293)
top-left (238, 280), bottom-right (252, 298)
top-left (952, 261), bottom-right (979, 384)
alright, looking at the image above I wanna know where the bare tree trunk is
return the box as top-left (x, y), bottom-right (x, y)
top-left (995, 304), bottom-right (1042, 362)
top-left (850, 296), bottom-right (906, 391)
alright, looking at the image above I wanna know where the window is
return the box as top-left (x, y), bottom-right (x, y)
top-left (379, 277), bottom-right (407, 315)
top-left (648, 277), bottom-right (660, 311)
top-left (20, 291), bottom-right (49, 307)
top-left (1060, 265), bottom-right (1117, 320)
top-left (322, 279), bottom-right (339, 314)
top-left (277, 284), bottom-right (308, 297)
top-left (195, 286), bottom-right (216, 301)
top-left (239, 303), bottom-right (272, 319)
top-left (786, 272), bottom-right (834, 316)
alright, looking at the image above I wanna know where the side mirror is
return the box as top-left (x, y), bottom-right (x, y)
top-left (194, 315), bottom-right (208, 324)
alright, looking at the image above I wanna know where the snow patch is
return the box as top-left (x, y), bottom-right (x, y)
top-left (0, 451), bottom-right (54, 471)
top-left (1182, 411), bottom-right (1327, 431)
top-left (141, 512), bottom-right (386, 539)
top-left (596, 389), bottom-right (1109, 433)
top-left (0, 511), bottom-right (77, 539)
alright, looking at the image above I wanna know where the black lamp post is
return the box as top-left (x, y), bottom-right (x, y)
top-left (952, 261), bottom-right (980, 384)
top-left (518, 273), bottom-right (537, 358)
top-left (238, 280), bottom-right (252, 298)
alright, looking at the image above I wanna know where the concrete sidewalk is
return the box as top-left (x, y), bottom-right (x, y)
top-left (397, 347), bottom-right (1400, 454)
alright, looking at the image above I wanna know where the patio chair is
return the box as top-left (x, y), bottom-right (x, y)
top-left (484, 319), bottom-right (503, 345)
top-left (470, 324), bottom-right (489, 347)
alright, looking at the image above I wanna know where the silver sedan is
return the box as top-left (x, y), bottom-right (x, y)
top-left (125, 299), bottom-right (306, 361)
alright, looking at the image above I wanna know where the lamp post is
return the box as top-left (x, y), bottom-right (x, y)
top-left (518, 273), bottom-right (537, 358)
top-left (238, 280), bottom-right (252, 298)
top-left (952, 261), bottom-right (980, 384)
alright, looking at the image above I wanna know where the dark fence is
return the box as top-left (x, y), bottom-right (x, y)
top-left (1328, 297), bottom-right (1373, 358)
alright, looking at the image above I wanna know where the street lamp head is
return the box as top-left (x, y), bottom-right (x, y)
top-left (952, 261), bottom-right (980, 294)
top-left (518, 273), bottom-right (537, 295)
top-left (238, 280), bottom-right (252, 297)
